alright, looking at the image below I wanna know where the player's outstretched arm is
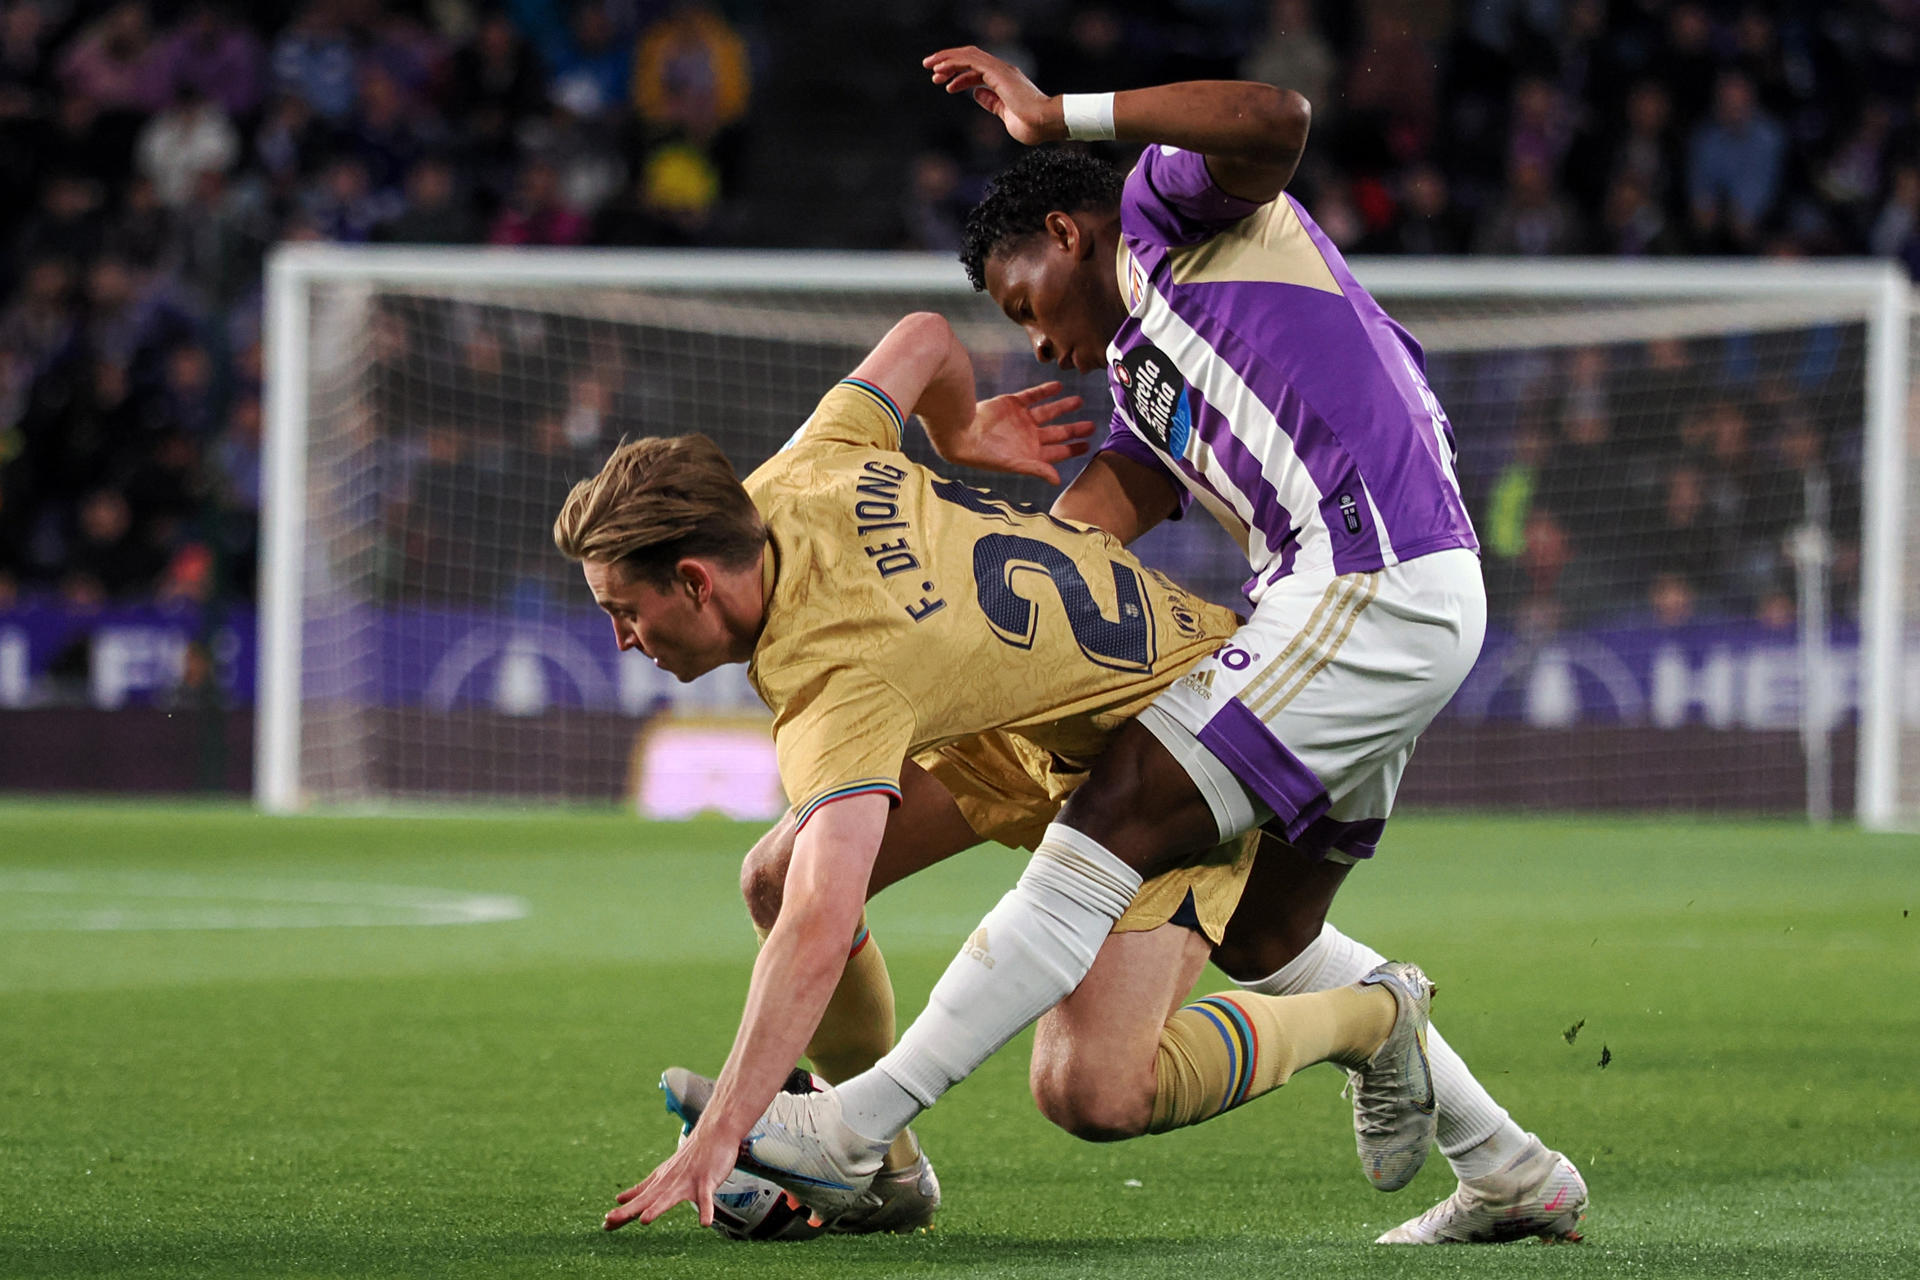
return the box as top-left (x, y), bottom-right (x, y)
top-left (923, 45), bottom-right (1310, 203)
top-left (603, 793), bottom-right (890, 1230)
top-left (852, 312), bottom-right (1094, 484)
top-left (1051, 452), bottom-right (1185, 546)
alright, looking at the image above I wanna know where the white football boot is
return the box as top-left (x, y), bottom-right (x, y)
top-left (660, 1067), bottom-right (889, 1226)
top-left (1377, 1135), bottom-right (1587, 1243)
top-left (1349, 961), bottom-right (1438, 1191)
top-left (736, 1082), bottom-right (890, 1226)
top-left (660, 1066), bottom-right (935, 1233)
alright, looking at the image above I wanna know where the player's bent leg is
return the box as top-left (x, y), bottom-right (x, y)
top-left (1149, 962), bottom-right (1429, 1145)
top-left (836, 723), bottom-right (1286, 1139)
top-left (1208, 832), bottom-right (1351, 983)
top-left (1029, 900), bottom-right (1425, 1152)
top-left (1029, 920), bottom-right (1212, 1141)
top-left (1054, 718), bottom-right (1231, 876)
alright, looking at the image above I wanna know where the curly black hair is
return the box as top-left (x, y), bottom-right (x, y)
top-left (959, 148), bottom-right (1126, 291)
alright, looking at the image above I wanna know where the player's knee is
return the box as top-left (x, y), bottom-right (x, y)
top-left (739, 837), bottom-right (792, 932)
top-left (1029, 1055), bottom-right (1153, 1142)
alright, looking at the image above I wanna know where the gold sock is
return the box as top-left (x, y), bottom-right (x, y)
top-left (1149, 985), bottom-right (1396, 1133)
top-left (803, 918), bottom-right (895, 1082)
top-left (753, 913), bottom-right (919, 1172)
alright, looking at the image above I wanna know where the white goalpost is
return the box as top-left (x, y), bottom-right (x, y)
top-left (259, 245), bottom-right (1914, 828)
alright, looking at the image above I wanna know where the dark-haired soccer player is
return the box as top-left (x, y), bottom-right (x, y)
top-left (730, 49), bottom-right (1588, 1246)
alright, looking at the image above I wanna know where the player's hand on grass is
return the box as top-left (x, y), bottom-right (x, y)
top-left (924, 45), bottom-right (1064, 145)
top-left (942, 381), bottom-right (1094, 485)
top-left (603, 1128), bottom-right (736, 1231)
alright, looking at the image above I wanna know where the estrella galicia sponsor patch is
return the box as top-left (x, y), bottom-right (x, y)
top-left (1115, 342), bottom-right (1192, 460)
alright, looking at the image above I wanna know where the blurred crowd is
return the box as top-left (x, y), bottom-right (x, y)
top-left (898, 1), bottom-right (1920, 265)
top-left (1434, 328), bottom-right (1862, 633)
top-left (0, 0), bottom-right (1909, 624)
top-left (0, 0), bottom-right (755, 607)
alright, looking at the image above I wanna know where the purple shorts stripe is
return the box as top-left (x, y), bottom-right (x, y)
top-left (1297, 814), bottom-right (1386, 860)
top-left (1194, 699), bottom-right (1330, 844)
top-left (1193, 704), bottom-right (1388, 857)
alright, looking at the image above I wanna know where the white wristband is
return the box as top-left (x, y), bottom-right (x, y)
top-left (1060, 92), bottom-right (1116, 141)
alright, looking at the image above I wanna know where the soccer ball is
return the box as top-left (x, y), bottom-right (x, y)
top-left (678, 1132), bottom-right (826, 1242)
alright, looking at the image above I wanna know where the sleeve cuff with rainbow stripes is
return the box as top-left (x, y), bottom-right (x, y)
top-left (839, 377), bottom-right (905, 447)
top-left (793, 778), bottom-right (903, 830)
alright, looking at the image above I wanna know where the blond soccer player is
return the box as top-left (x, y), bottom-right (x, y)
top-left (561, 312), bottom-right (1438, 1234)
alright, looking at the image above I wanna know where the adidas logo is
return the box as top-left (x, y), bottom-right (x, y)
top-left (1181, 669), bottom-right (1215, 700)
top-left (962, 927), bottom-right (994, 969)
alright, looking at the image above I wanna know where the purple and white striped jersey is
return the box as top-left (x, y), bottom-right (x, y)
top-left (1099, 145), bottom-right (1478, 602)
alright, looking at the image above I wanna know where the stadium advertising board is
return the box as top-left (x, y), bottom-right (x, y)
top-left (0, 603), bottom-right (1913, 730)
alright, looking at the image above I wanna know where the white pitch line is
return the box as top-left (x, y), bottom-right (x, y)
top-left (0, 870), bottom-right (529, 932)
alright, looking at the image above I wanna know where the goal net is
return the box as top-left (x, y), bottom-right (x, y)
top-left (260, 248), bottom-right (1914, 826)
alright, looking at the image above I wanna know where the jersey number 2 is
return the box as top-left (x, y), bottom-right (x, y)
top-left (971, 533), bottom-right (1157, 673)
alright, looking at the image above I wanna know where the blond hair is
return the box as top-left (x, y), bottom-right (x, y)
top-left (553, 435), bottom-right (766, 586)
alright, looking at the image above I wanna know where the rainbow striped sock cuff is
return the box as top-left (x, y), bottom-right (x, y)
top-left (1185, 995), bottom-right (1259, 1114)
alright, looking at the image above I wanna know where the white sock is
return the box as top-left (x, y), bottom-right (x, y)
top-left (855, 823), bottom-right (1142, 1140)
top-left (834, 1070), bottom-right (922, 1144)
top-left (1234, 923), bottom-right (1530, 1175)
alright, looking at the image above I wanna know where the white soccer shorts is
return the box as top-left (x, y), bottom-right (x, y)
top-left (1137, 547), bottom-right (1486, 863)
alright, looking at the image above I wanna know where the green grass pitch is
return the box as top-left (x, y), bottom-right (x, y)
top-left (3, 803), bottom-right (1916, 1279)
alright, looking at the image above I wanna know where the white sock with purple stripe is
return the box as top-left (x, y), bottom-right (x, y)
top-left (1235, 923), bottom-right (1530, 1180)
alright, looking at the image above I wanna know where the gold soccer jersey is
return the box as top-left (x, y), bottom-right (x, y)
top-left (746, 377), bottom-right (1236, 823)
top-left (744, 378), bottom-right (1252, 937)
